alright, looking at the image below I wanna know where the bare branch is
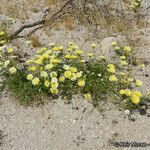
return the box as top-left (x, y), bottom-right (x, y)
top-left (51, 0), bottom-right (75, 20)
top-left (8, 0), bottom-right (75, 40)
top-left (8, 20), bottom-right (45, 40)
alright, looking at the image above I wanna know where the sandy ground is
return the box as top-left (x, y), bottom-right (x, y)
top-left (0, 92), bottom-right (150, 150)
top-left (0, 1), bottom-right (150, 149)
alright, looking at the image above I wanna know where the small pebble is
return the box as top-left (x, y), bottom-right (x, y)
top-left (125, 109), bottom-right (130, 115)
top-left (147, 113), bottom-right (150, 117)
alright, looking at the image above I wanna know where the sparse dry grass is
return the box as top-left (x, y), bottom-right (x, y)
top-left (0, 0), bottom-right (148, 49)
top-left (45, 0), bottom-right (62, 5)
top-left (63, 16), bottom-right (74, 30)
top-left (29, 35), bottom-right (41, 48)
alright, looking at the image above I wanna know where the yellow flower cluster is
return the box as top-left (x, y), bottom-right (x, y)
top-left (135, 80), bottom-right (143, 87)
top-left (107, 64), bottom-right (116, 73)
top-left (111, 41), bottom-right (132, 55)
top-left (130, 0), bottom-right (141, 9)
top-left (119, 89), bottom-right (142, 105)
top-left (110, 42), bottom-right (144, 105)
top-left (24, 42), bottom-right (87, 95)
top-left (124, 46), bottom-right (132, 53)
top-left (84, 93), bottom-right (92, 101)
top-left (32, 77), bottom-right (40, 85)
top-left (91, 43), bottom-right (97, 49)
top-left (9, 67), bottom-right (17, 74)
top-left (109, 75), bottom-right (118, 82)
top-left (0, 40), bottom-right (145, 109)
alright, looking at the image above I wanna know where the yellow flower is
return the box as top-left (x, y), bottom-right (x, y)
top-left (7, 48), bottom-right (14, 53)
top-left (119, 72), bottom-right (126, 76)
top-left (59, 46), bottom-right (63, 50)
top-left (45, 64), bottom-right (53, 70)
top-left (107, 67), bottom-right (116, 73)
top-left (76, 71), bottom-right (83, 78)
top-left (132, 91), bottom-right (142, 97)
top-left (84, 93), bottom-right (92, 101)
top-left (115, 47), bottom-right (120, 50)
top-left (45, 50), bottom-right (52, 55)
top-left (108, 64), bottom-right (115, 68)
top-left (9, 67), bottom-right (17, 74)
top-left (87, 53), bottom-right (94, 58)
top-left (44, 80), bottom-right (50, 87)
top-left (59, 76), bottom-right (65, 82)
top-left (0, 40), bottom-right (6, 44)
top-left (35, 58), bottom-right (43, 65)
top-left (109, 75), bottom-right (118, 82)
top-left (70, 73), bottom-right (77, 81)
top-left (28, 66), bottom-right (36, 71)
top-left (42, 53), bottom-right (49, 59)
top-left (127, 77), bottom-right (134, 83)
top-left (70, 55), bottom-right (77, 59)
top-left (32, 77), bottom-right (40, 85)
top-left (91, 43), bottom-right (97, 48)
top-left (67, 48), bottom-right (72, 52)
top-left (0, 31), bottom-right (5, 35)
top-left (27, 74), bottom-right (33, 81)
top-left (37, 48), bottom-right (47, 54)
top-left (50, 71), bottom-right (57, 78)
top-left (78, 79), bottom-right (85, 87)
top-left (52, 47), bottom-right (60, 51)
top-left (64, 71), bottom-right (72, 78)
top-left (0, 47), bottom-right (3, 52)
top-left (51, 78), bottom-right (58, 88)
top-left (71, 45), bottom-right (78, 50)
top-left (120, 56), bottom-right (126, 60)
top-left (131, 94), bottom-right (140, 105)
top-left (74, 50), bottom-right (83, 55)
top-left (41, 47), bottom-right (47, 52)
top-left (26, 59), bottom-right (34, 64)
top-left (122, 79), bottom-right (127, 84)
top-left (121, 61), bottom-right (128, 66)
top-left (37, 49), bottom-right (43, 54)
top-left (4, 60), bottom-right (10, 67)
top-left (50, 88), bottom-right (58, 94)
top-left (124, 89), bottom-right (132, 96)
top-left (64, 54), bottom-right (71, 59)
top-left (63, 65), bottom-right (70, 70)
top-left (39, 66), bottom-right (43, 71)
top-left (140, 64), bottom-right (145, 69)
top-left (124, 46), bottom-right (132, 53)
top-left (80, 60), bottom-right (86, 63)
top-left (135, 80), bottom-right (143, 87)
top-left (70, 67), bottom-right (77, 73)
top-left (119, 89), bottom-right (125, 95)
top-left (40, 71), bottom-right (48, 78)
top-left (111, 41), bottom-right (117, 46)
top-left (107, 64), bottom-right (116, 73)
top-left (68, 42), bottom-right (74, 45)
top-left (50, 59), bottom-right (61, 64)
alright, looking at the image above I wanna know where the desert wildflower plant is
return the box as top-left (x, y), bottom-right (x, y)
top-left (129, 0), bottom-right (142, 11)
top-left (0, 33), bottom-right (147, 110)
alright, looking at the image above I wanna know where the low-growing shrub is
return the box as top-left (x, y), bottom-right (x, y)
top-left (0, 34), bottom-right (147, 109)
